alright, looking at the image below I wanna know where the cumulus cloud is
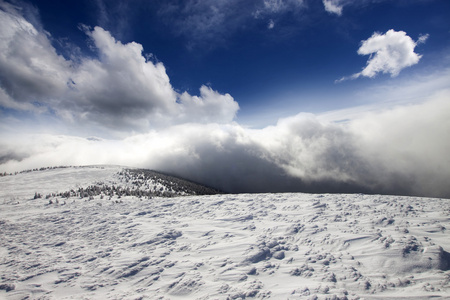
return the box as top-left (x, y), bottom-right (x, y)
top-left (2, 89), bottom-right (450, 198)
top-left (67, 26), bottom-right (179, 130)
top-left (0, 2), bottom-right (71, 110)
top-left (0, 5), bottom-right (239, 135)
top-left (178, 86), bottom-right (239, 124)
top-left (337, 30), bottom-right (426, 82)
top-left (357, 30), bottom-right (423, 77)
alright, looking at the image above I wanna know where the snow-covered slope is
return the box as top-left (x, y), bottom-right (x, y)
top-left (0, 166), bottom-right (219, 202)
top-left (0, 166), bottom-right (449, 299)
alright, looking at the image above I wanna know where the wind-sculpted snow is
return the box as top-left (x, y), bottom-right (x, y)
top-left (0, 167), bottom-right (449, 299)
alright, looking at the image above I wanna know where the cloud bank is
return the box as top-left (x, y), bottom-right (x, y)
top-left (337, 29), bottom-right (426, 82)
top-left (1, 90), bottom-right (450, 198)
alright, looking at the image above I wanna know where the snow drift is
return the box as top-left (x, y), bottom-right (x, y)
top-left (1, 166), bottom-right (449, 299)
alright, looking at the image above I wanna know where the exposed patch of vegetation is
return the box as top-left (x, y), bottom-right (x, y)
top-left (126, 169), bottom-right (220, 196)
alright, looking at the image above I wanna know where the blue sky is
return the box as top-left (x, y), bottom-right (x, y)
top-left (1, 0), bottom-right (450, 197)
top-left (9, 0), bottom-right (449, 126)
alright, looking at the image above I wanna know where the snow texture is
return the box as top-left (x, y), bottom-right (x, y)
top-left (1, 166), bottom-right (449, 299)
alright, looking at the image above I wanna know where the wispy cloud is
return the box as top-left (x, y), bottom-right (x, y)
top-left (254, 0), bottom-right (305, 16)
top-left (417, 33), bottom-right (429, 44)
top-left (92, 0), bottom-right (135, 41)
top-left (337, 29), bottom-right (427, 82)
top-left (322, 0), bottom-right (343, 16)
top-left (157, 0), bottom-right (249, 49)
top-left (156, 0), bottom-right (307, 49)
top-left (322, 0), bottom-right (392, 16)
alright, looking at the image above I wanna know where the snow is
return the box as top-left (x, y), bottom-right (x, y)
top-left (0, 166), bottom-right (449, 299)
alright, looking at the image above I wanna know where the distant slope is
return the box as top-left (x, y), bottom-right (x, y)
top-left (0, 165), bottom-right (221, 202)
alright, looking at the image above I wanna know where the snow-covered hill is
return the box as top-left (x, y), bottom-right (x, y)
top-left (0, 166), bottom-right (219, 202)
top-left (0, 166), bottom-right (449, 299)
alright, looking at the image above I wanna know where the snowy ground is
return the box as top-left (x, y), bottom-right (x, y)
top-left (1, 166), bottom-right (449, 299)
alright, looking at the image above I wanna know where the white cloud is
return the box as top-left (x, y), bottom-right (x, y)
top-left (67, 26), bottom-right (179, 130)
top-left (254, 0), bottom-right (305, 17)
top-left (358, 30), bottom-right (422, 77)
top-left (322, 0), bottom-right (394, 16)
top-left (338, 30), bottom-right (426, 82)
top-left (178, 85), bottom-right (239, 124)
top-left (417, 33), bottom-right (429, 44)
top-left (347, 89), bottom-right (450, 195)
top-left (0, 6), bottom-right (239, 135)
top-left (0, 3), bottom-right (71, 107)
top-left (70, 27), bottom-right (239, 131)
top-left (322, 0), bottom-right (343, 15)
